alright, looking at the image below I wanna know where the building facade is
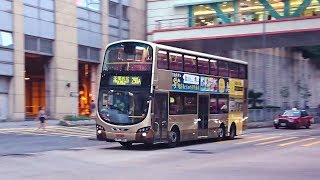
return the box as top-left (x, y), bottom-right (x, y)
top-left (147, 0), bottom-right (320, 109)
top-left (0, 0), bottom-right (146, 121)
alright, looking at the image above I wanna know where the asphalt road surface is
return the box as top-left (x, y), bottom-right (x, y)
top-left (0, 124), bottom-right (320, 180)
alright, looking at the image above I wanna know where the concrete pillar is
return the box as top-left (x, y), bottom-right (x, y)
top-left (51, 0), bottom-right (78, 119)
top-left (9, 0), bottom-right (25, 120)
top-left (94, 0), bottom-right (110, 104)
top-left (129, 0), bottom-right (147, 40)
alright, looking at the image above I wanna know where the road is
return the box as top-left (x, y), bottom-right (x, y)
top-left (0, 124), bottom-right (320, 180)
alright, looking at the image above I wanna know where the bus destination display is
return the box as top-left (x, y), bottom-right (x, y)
top-left (109, 76), bottom-right (142, 86)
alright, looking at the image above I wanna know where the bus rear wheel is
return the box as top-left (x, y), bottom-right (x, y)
top-left (119, 142), bottom-right (132, 148)
top-left (228, 124), bottom-right (236, 140)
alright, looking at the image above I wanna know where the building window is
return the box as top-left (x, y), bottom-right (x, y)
top-left (0, 0), bottom-right (12, 12)
top-left (78, 45), bottom-right (87, 59)
top-left (24, 0), bottom-right (39, 7)
top-left (0, 31), bottom-right (13, 49)
top-left (40, 38), bottom-right (53, 54)
top-left (24, 0), bottom-right (54, 11)
top-left (76, 0), bottom-right (100, 11)
top-left (24, 4), bottom-right (54, 22)
top-left (25, 36), bottom-right (37, 51)
top-left (89, 48), bottom-right (100, 61)
top-left (78, 45), bottom-right (100, 62)
top-left (108, 35), bottom-right (119, 43)
top-left (109, 1), bottom-right (118, 17)
top-left (25, 35), bottom-right (53, 55)
top-left (122, 5), bottom-right (128, 20)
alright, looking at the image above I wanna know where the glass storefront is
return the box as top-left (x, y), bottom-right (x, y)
top-left (25, 54), bottom-right (47, 117)
top-left (78, 62), bottom-right (94, 116)
top-left (192, 0), bottom-right (320, 27)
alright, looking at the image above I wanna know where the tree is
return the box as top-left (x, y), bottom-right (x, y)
top-left (248, 90), bottom-right (264, 109)
top-left (295, 46), bottom-right (320, 68)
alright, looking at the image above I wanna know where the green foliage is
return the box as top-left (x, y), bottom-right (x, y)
top-left (63, 115), bottom-right (91, 121)
top-left (295, 46), bottom-right (320, 68)
top-left (248, 90), bottom-right (264, 109)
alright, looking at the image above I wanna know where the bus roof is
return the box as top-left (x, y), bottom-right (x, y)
top-left (106, 39), bottom-right (248, 65)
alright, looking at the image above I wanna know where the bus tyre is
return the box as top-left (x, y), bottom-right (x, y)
top-left (228, 124), bottom-right (236, 140)
top-left (217, 125), bottom-right (226, 141)
top-left (119, 142), bottom-right (132, 148)
top-left (168, 128), bottom-right (180, 148)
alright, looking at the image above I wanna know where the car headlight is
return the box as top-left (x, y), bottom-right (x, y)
top-left (288, 119), bottom-right (294, 123)
top-left (137, 126), bottom-right (151, 133)
top-left (274, 119), bottom-right (279, 123)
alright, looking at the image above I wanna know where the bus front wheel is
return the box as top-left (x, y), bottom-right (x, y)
top-left (168, 128), bottom-right (180, 148)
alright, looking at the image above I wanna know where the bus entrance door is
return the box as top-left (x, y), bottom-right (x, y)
top-left (153, 93), bottom-right (168, 142)
top-left (198, 95), bottom-right (209, 137)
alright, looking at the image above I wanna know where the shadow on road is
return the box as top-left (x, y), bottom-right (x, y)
top-left (100, 137), bottom-right (244, 152)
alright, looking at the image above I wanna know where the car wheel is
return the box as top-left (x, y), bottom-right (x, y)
top-left (274, 125), bottom-right (279, 129)
top-left (306, 121), bottom-right (311, 129)
top-left (217, 125), bottom-right (226, 141)
top-left (119, 142), bottom-right (132, 148)
top-left (168, 128), bottom-right (180, 148)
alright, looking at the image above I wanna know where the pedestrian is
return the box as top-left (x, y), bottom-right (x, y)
top-left (90, 100), bottom-right (96, 116)
top-left (35, 107), bottom-right (47, 131)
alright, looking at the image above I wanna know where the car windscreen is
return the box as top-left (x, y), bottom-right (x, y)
top-left (282, 110), bottom-right (301, 117)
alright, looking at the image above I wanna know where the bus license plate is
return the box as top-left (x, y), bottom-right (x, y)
top-left (280, 123), bottom-right (286, 126)
top-left (115, 138), bottom-right (127, 142)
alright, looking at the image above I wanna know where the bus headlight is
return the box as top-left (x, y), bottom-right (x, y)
top-left (137, 126), bottom-right (151, 133)
top-left (96, 124), bottom-right (105, 131)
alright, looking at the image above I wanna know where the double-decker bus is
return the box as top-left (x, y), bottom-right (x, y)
top-left (96, 40), bottom-right (248, 148)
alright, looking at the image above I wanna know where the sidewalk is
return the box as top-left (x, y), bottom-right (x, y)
top-left (1, 118), bottom-right (274, 129)
top-left (0, 119), bottom-right (61, 129)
